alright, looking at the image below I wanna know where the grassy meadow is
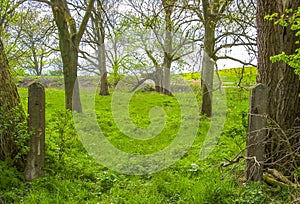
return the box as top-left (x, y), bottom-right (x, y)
top-left (1, 67), bottom-right (298, 203)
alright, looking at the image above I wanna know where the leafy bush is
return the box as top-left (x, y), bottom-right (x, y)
top-left (107, 73), bottom-right (124, 87)
top-left (0, 105), bottom-right (30, 168)
top-left (46, 110), bottom-right (78, 170)
top-left (0, 161), bottom-right (24, 190)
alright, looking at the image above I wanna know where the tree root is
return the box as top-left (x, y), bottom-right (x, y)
top-left (263, 169), bottom-right (299, 188)
top-left (219, 155), bottom-right (299, 188)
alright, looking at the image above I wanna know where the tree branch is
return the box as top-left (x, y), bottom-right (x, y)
top-left (76, 0), bottom-right (96, 46)
top-left (35, 0), bottom-right (52, 6)
top-left (217, 55), bottom-right (256, 67)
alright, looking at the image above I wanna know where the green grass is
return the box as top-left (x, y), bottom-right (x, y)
top-left (1, 68), bottom-right (298, 203)
top-left (180, 66), bottom-right (257, 87)
top-left (218, 66), bottom-right (257, 86)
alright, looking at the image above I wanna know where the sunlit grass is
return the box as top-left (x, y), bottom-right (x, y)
top-left (2, 69), bottom-right (296, 203)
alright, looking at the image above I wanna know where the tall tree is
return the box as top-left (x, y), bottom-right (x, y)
top-left (93, 0), bottom-right (109, 95)
top-left (0, 0), bottom-right (27, 168)
top-left (1, 0), bottom-right (26, 72)
top-left (127, 0), bottom-right (196, 94)
top-left (199, 0), bottom-right (220, 116)
top-left (0, 36), bottom-right (26, 167)
top-left (0, 0), bottom-right (33, 109)
top-left (37, 0), bottom-right (95, 112)
top-left (256, 0), bottom-right (300, 174)
top-left (8, 9), bottom-right (57, 76)
top-left (80, 0), bottom-right (109, 95)
top-left (0, 0), bottom-right (25, 115)
top-left (187, 0), bottom-right (256, 116)
top-left (162, 0), bottom-right (176, 95)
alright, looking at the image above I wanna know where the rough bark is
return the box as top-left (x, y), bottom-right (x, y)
top-left (50, 0), bottom-right (95, 112)
top-left (0, 36), bottom-right (26, 168)
top-left (0, 38), bottom-right (21, 108)
top-left (99, 41), bottom-right (109, 95)
top-left (257, 0), bottom-right (300, 173)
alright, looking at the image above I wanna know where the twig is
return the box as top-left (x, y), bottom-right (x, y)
top-left (220, 155), bottom-right (262, 173)
top-left (220, 155), bottom-right (244, 170)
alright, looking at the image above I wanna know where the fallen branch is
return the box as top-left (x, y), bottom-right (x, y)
top-left (263, 173), bottom-right (290, 187)
top-left (267, 169), bottom-right (294, 186)
top-left (220, 155), bottom-right (299, 188)
top-left (264, 169), bottom-right (299, 188)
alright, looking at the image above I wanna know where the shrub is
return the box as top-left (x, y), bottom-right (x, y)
top-left (46, 110), bottom-right (77, 169)
top-left (0, 161), bottom-right (24, 191)
top-left (0, 105), bottom-right (30, 169)
top-left (107, 73), bottom-right (124, 87)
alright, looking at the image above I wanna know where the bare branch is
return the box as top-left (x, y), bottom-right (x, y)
top-left (217, 55), bottom-right (256, 67)
top-left (35, 0), bottom-right (52, 6)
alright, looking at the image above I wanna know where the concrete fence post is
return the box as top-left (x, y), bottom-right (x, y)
top-left (246, 83), bottom-right (267, 181)
top-left (25, 82), bottom-right (45, 180)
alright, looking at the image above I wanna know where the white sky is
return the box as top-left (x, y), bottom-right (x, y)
top-left (217, 46), bottom-right (257, 69)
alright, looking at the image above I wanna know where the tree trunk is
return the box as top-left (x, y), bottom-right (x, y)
top-left (256, 0), bottom-right (300, 174)
top-left (99, 41), bottom-right (109, 95)
top-left (200, 0), bottom-right (217, 117)
top-left (155, 67), bottom-right (164, 93)
top-left (97, 0), bottom-right (109, 96)
top-left (144, 50), bottom-right (163, 93)
top-left (51, 1), bottom-right (82, 112)
top-left (162, 0), bottom-right (175, 96)
top-left (0, 38), bottom-right (21, 108)
top-left (0, 36), bottom-right (26, 167)
top-left (64, 49), bottom-right (82, 112)
top-left (57, 28), bottom-right (82, 112)
top-left (201, 50), bottom-right (214, 116)
top-left (99, 67), bottom-right (109, 95)
top-left (50, 0), bottom-right (94, 112)
top-left (31, 43), bottom-right (41, 76)
top-left (163, 55), bottom-right (172, 95)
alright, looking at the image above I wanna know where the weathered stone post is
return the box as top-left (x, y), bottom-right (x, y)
top-left (246, 83), bottom-right (267, 181)
top-left (25, 82), bottom-right (45, 180)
